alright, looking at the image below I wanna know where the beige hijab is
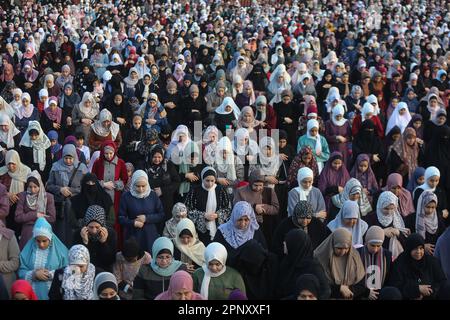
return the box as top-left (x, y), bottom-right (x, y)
top-left (0, 150), bottom-right (31, 194)
top-left (314, 228), bottom-right (365, 286)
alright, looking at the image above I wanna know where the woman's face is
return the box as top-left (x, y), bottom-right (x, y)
top-left (390, 185), bottom-right (401, 197)
top-left (22, 98), bottom-right (30, 107)
top-left (424, 201), bottom-right (437, 216)
top-left (63, 155), bottom-right (74, 166)
top-left (367, 242), bottom-right (382, 254)
top-left (35, 235), bottom-right (50, 250)
top-left (301, 152), bottom-right (312, 164)
top-left (437, 115), bottom-right (446, 125)
top-left (217, 88), bottom-right (225, 97)
top-left (406, 135), bottom-right (416, 146)
top-left (358, 160), bottom-right (369, 173)
top-left (297, 217), bottom-right (311, 227)
top-left (309, 127), bottom-right (318, 137)
top-left (391, 133), bottom-right (401, 141)
top-left (208, 259), bottom-right (223, 273)
top-left (114, 95), bottom-right (123, 105)
top-left (413, 120), bottom-right (421, 129)
top-left (172, 288), bottom-right (193, 300)
top-left (242, 111), bottom-right (254, 123)
top-left (156, 252), bottom-right (173, 268)
top-left (174, 211), bottom-right (187, 223)
top-left (428, 175), bottom-right (440, 188)
top-left (152, 153), bottom-right (163, 165)
top-left (236, 215), bottom-right (250, 230)
top-left (203, 175), bottom-right (216, 189)
top-left (27, 181), bottom-right (39, 195)
top-left (64, 86), bottom-right (73, 96)
top-left (282, 95), bottom-right (291, 104)
top-left (344, 218), bottom-right (358, 228)
top-left (301, 177), bottom-right (313, 189)
top-left (99, 288), bottom-right (117, 300)
top-left (0, 124), bottom-right (9, 132)
top-left (429, 99), bottom-right (437, 108)
top-left (104, 148), bottom-right (114, 161)
top-left (14, 93), bottom-right (21, 101)
top-left (333, 247), bottom-right (349, 257)
top-left (297, 290), bottom-right (317, 300)
top-left (84, 99), bottom-right (93, 108)
top-left (324, 74), bottom-right (332, 82)
top-left (12, 292), bottom-right (29, 300)
top-left (179, 234), bottom-right (192, 245)
top-left (135, 179), bottom-right (148, 194)
top-left (416, 175), bottom-right (425, 185)
top-left (410, 246), bottom-right (424, 261)
top-left (382, 203), bottom-right (396, 216)
top-left (331, 158), bottom-right (342, 171)
top-left (46, 79), bottom-right (54, 88)
top-left (349, 192), bottom-right (360, 201)
top-left (398, 108), bottom-right (406, 116)
top-left (225, 105), bottom-right (232, 113)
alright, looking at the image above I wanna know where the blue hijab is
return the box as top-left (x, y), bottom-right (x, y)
top-left (150, 237), bottom-right (182, 277)
top-left (406, 167), bottom-right (425, 192)
top-left (18, 218), bottom-right (69, 300)
top-left (218, 201), bottom-right (260, 249)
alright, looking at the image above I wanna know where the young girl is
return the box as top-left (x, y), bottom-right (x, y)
top-left (192, 242), bottom-right (246, 300)
top-left (297, 119), bottom-right (330, 173)
top-left (318, 151), bottom-right (351, 211)
top-left (350, 153), bottom-right (379, 199)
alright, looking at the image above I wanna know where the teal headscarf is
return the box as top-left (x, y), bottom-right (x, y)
top-left (150, 237), bottom-right (183, 277)
top-left (18, 218), bottom-right (69, 300)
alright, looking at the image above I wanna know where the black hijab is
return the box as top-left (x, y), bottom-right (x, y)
top-left (71, 173), bottom-right (113, 221)
top-left (353, 119), bottom-right (383, 154)
top-left (234, 239), bottom-right (278, 300)
top-left (424, 125), bottom-right (450, 169)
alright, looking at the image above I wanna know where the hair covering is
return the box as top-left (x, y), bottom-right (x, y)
top-left (25, 170), bottom-right (47, 214)
top-left (155, 270), bottom-right (204, 300)
top-left (360, 225), bottom-right (388, 289)
top-left (215, 137), bottom-right (237, 181)
top-left (217, 201), bottom-right (259, 249)
top-left (319, 151), bottom-right (350, 191)
top-left (327, 200), bottom-right (368, 246)
top-left (164, 203), bottom-right (188, 240)
top-left (83, 205), bottom-right (106, 227)
top-left (295, 274), bottom-right (321, 299)
top-left (376, 191), bottom-right (406, 229)
top-left (201, 166), bottom-right (218, 240)
top-left (331, 104), bottom-right (347, 127)
top-left (0, 114), bottom-right (20, 149)
top-left (237, 106), bottom-right (260, 129)
top-left (130, 170), bottom-right (151, 199)
top-left (10, 280), bottom-right (38, 300)
top-left (0, 149), bottom-right (31, 194)
top-left (62, 245), bottom-right (96, 300)
top-left (215, 97), bottom-right (241, 120)
top-left (19, 121), bottom-right (51, 171)
top-left (287, 146), bottom-right (319, 187)
top-left (91, 109), bottom-right (120, 140)
top-left (390, 127), bottom-right (419, 180)
top-left (50, 144), bottom-right (84, 186)
top-left (79, 92), bottom-right (99, 119)
top-left (93, 272), bottom-right (119, 300)
top-left (415, 166), bottom-right (440, 193)
top-left (386, 102), bottom-right (412, 135)
top-left (406, 167), bottom-right (425, 192)
top-left (174, 218), bottom-right (206, 267)
top-left (19, 218), bottom-right (69, 300)
top-left (350, 153), bottom-right (378, 190)
top-left (314, 228), bottom-right (366, 285)
top-left (415, 190), bottom-right (438, 239)
top-left (306, 119), bottom-right (322, 156)
top-left (150, 237), bottom-right (183, 277)
top-left (200, 242), bottom-right (228, 300)
top-left (294, 167), bottom-right (314, 201)
top-left (331, 178), bottom-right (372, 217)
top-left (382, 173), bottom-right (415, 217)
top-left (292, 200), bottom-right (314, 227)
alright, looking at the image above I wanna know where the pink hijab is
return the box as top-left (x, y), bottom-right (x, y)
top-left (154, 270), bottom-right (204, 300)
top-left (318, 151), bottom-right (350, 192)
top-left (382, 173), bottom-right (415, 217)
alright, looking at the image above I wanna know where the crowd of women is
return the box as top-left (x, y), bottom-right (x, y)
top-left (0, 0), bottom-right (450, 300)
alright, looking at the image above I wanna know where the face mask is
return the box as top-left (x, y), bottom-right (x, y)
top-left (85, 184), bottom-right (97, 195)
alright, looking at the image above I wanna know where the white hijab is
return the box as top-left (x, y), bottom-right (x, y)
top-left (306, 119), bottom-right (322, 155)
top-left (130, 170), bottom-right (151, 199)
top-left (201, 167), bottom-right (218, 240)
top-left (385, 102), bottom-right (411, 135)
top-left (215, 137), bottom-right (237, 181)
top-left (295, 167), bottom-right (313, 201)
top-left (331, 104), bottom-right (347, 127)
top-left (200, 242), bottom-right (227, 300)
top-left (215, 97), bottom-right (241, 120)
top-left (0, 114), bottom-right (20, 149)
top-left (91, 109), bottom-right (120, 139)
top-left (19, 121), bottom-right (51, 171)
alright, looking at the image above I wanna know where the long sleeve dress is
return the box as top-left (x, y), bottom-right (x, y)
top-left (119, 191), bottom-right (165, 253)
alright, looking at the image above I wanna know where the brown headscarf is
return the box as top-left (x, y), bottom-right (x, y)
top-left (390, 127), bottom-right (419, 179)
top-left (314, 228), bottom-right (365, 286)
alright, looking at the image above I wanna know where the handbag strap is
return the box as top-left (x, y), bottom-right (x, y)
top-left (68, 162), bottom-right (82, 188)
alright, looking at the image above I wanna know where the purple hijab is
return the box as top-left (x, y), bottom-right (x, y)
top-left (350, 153), bottom-right (379, 191)
top-left (318, 151), bottom-right (350, 192)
